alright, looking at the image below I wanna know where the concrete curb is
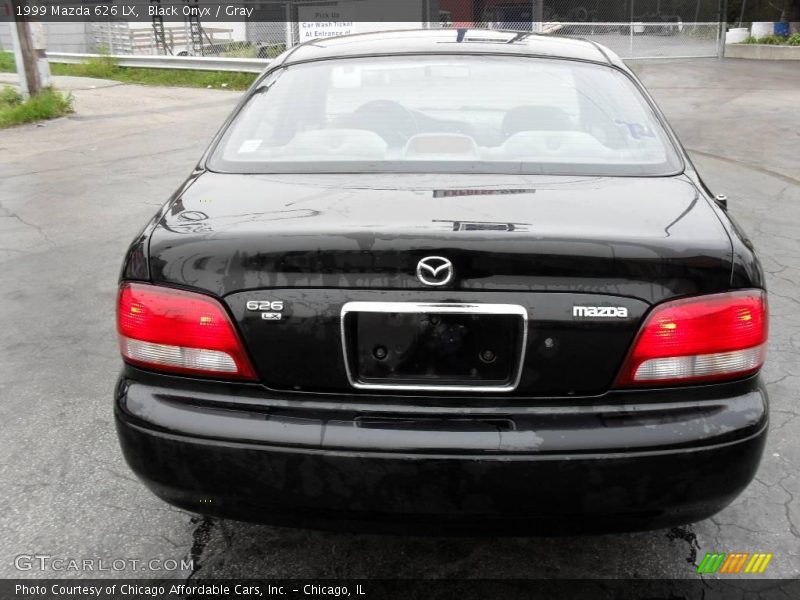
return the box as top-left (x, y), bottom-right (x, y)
top-left (725, 44), bottom-right (800, 60)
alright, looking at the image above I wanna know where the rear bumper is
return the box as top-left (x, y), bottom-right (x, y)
top-left (115, 370), bottom-right (768, 533)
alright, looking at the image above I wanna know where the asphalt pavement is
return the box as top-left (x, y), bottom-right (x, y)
top-left (0, 58), bottom-right (798, 580)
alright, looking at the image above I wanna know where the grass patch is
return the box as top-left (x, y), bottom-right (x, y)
top-left (222, 46), bottom-right (260, 59)
top-left (0, 52), bottom-right (258, 90)
top-left (222, 43), bottom-right (285, 59)
top-left (0, 51), bottom-right (16, 72)
top-left (0, 86), bottom-right (74, 128)
top-left (50, 56), bottom-right (257, 90)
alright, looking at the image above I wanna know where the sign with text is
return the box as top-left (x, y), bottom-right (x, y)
top-left (298, 3), bottom-right (356, 42)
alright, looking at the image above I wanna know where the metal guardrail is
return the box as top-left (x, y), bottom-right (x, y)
top-left (46, 52), bottom-right (272, 73)
top-left (47, 20), bottom-right (721, 71)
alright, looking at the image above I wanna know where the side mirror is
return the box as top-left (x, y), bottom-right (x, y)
top-left (714, 194), bottom-right (728, 209)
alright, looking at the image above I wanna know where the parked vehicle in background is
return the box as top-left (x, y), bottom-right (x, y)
top-left (620, 15), bottom-right (685, 35)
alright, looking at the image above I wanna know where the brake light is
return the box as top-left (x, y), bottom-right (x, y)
top-left (117, 283), bottom-right (256, 380)
top-left (615, 290), bottom-right (767, 387)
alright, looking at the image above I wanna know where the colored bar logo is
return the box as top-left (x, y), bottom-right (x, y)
top-left (697, 552), bottom-right (773, 574)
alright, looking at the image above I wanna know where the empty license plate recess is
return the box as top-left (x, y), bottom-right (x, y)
top-left (340, 302), bottom-right (528, 392)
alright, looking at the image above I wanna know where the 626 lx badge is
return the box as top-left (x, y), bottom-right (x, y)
top-left (246, 300), bottom-right (284, 321)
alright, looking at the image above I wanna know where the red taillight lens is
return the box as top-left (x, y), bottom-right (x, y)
top-left (615, 290), bottom-right (767, 387)
top-left (117, 283), bottom-right (256, 381)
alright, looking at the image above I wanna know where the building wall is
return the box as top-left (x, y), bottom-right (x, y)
top-left (0, 23), bottom-right (12, 53)
top-left (1, 22), bottom-right (93, 54)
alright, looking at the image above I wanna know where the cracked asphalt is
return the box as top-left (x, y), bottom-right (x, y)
top-left (0, 58), bottom-right (797, 581)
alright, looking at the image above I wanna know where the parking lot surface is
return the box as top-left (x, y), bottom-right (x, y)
top-left (0, 58), bottom-right (798, 580)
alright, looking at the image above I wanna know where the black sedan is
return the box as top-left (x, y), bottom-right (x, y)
top-left (115, 29), bottom-right (768, 533)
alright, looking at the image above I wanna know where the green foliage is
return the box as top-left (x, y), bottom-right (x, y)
top-left (1, 51), bottom-right (256, 90)
top-left (222, 43), bottom-right (285, 58)
top-left (258, 44), bottom-right (286, 58)
top-left (0, 86), bottom-right (23, 106)
top-left (220, 43), bottom-right (260, 58)
top-left (49, 57), bottom-right (257, 90)
top-left (51, 55), bottom-right (120, 79)
top-left (0, 86), bottom-right (74, 128)
top-left (0, 52), bottom-right (17, 73)
top-left (223, 46), bottom-right (259, 58)
top-left (742, 33), bottom-right (799, 45)
top-left (758, 34), bottom-right (786, 45)
top-left (94, 44), bottom-right (113, 56)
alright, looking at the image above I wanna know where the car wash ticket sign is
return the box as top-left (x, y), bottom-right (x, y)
top-left (298, 3), bottom-right (356, 41)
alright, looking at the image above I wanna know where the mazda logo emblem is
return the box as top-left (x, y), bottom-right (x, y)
top-left (416, 256), bottom-right (454, 287)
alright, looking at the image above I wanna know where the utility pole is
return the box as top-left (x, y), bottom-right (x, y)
top-left (533, 0), bottom-right (544, 33)
top-left (720, 0), bottom-right (728, 59)
top-left (10, 1), bottom-right (51, 98)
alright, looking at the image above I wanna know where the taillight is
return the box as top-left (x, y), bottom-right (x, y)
top-left (615, 290), bottom-right (767, 387)
top-left (117, 282), bottom-right (256, 381)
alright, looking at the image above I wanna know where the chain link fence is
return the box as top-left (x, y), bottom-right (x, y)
top-left (72, 1), bottom-right (724, 60)
top-left (527, 21), bottom-right (722, 59)
top-left (86, 20), bottom-right (288, 58)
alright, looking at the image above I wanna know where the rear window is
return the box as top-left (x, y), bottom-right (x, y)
top-left (209, 55), bottom-right (682, 176)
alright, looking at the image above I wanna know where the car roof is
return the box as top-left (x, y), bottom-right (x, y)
top-left (274, 28), bottom-right (626, 69)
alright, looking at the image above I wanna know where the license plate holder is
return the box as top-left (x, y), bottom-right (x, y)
top-left (341, 302), bottom-right (528, 392)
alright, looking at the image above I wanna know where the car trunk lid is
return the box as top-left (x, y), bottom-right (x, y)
top-left (148, 172), bottom-right (733, 396)
top-left (149, 172), bottom-right (732, 301)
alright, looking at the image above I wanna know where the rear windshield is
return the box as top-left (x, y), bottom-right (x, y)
top-left (209, 55), bottom-right (682, 176)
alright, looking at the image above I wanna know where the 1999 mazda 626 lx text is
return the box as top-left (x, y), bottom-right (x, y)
top-left (115, 29), bottom-right (769, 533)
